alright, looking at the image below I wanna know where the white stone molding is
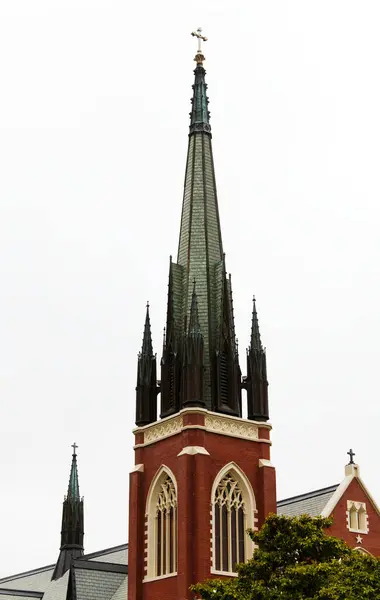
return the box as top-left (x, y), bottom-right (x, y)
top-left (354, 547), bottom-right (372, 556)
top-left (134, 408), bottom-right (271, 448)
top-left (205, 414), bottom-right (259, 441)
top-left (258, 459), bottom-right (275, 468)
top-left (177, 446), bottom-right (210, 456)
top-left (130, 463), bottom-right (144, 473)
top-left (143, 416), bottom-right (182, 446)
top-left (322, 469), bottom-right (380, 519)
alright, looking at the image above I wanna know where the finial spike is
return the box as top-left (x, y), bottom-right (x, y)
top-left (141, 303), bottom-right (153, 356)
top-left (250, 295), bottom-right (263, 351)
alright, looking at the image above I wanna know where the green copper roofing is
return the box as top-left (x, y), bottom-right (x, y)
top-left (171, 59), bottom-right (234, 410)
top-left (141, 303), bottom-right (153, 356)
top-left (67, 448), bottom-right (80, 501)
top-left (250, 296), bottom-right (263, 351)
top-left (189, 65), bottom-right (211, 134)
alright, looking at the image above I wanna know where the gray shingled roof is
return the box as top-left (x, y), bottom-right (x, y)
top-left (0, 545), bottom-right (128, 600)
top-left (0, 568), bottom-right (54, 593)
top-left (39, 571), bottom-right (69, 600)
top-left (85, 546), bottom-right (128, 566)
top-left (74, 566), bottom-right (126, 600)
top-left (110, 578), bottom-right (128, 600)
top-left (277, 484), bottom-right (339, 518)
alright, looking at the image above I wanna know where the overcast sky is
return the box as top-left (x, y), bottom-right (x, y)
top-left (0, 0), bottom-right (379, 577)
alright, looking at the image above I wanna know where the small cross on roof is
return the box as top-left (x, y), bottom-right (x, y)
top-left (347, 448), bottom-right (355, 465)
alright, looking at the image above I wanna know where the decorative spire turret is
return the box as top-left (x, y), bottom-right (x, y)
top-left (188, 281), bottom-right (201, 335)
top-left (135, 303), bottom-right (158, 426)
top-left (182, 283), bottom-right (205, 407)
top-left (52, 444), bottom-right (84, 580)
top-left (243, 297), bottom-right (269, 421)
top-left (250, 296), bottom-right (263, 351)
top-left (160, 258), bottom-right (181, 418)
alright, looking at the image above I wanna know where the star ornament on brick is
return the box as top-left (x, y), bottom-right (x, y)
top-left (356, 534), bottom-right (363, 544)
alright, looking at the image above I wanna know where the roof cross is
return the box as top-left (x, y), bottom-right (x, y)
top-left (347, 448), bottom-right (355, 464)
top-left (191, 27), bottom-right (208, 54)
top-left (71, 442), bottom-right (78, 456)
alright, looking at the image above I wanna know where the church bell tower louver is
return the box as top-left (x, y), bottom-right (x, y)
top-left (128, 30), bottom-right (276, 600)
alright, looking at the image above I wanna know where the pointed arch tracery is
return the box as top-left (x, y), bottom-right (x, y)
top-left (146, 465), bottom-right (178, 579)
top-left (211, 462), bottom-right (256, 574)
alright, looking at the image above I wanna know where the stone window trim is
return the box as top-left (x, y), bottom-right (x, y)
top-left (144, 465), bottom-right (178, 580)
top-left (354, 547), bottom-right (372, 556)
top-left (210, 462), bottom-right (257, 576)
top-left (346, 500), bottom-right (369, 534)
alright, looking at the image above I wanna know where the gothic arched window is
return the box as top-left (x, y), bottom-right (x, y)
top-left (146, 467), bottom-right (178, 579)
top-left (212, 465), bottom-right (256, 574)
top-left (155, 475), bottom-right (177, 576)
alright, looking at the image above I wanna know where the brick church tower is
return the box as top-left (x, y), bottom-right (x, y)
top-left (128, 31), bottom-right (277, 600)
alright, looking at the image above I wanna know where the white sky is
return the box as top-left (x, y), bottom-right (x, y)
top-left (0, 0), bottom-right (379, 578)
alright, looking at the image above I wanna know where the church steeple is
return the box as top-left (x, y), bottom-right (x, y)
top-left (159, 32), bottom-right (240, 418)
top-left (136, 31), bottom-right (269, 423)
top-left (128, 36), bottom-right (276, 600)
top-left (244, 297), bottom-right (269, 421)
top-left (52, 444), bottom-right (84, 580)
top-left (135, 303), bottom-right (158, 426)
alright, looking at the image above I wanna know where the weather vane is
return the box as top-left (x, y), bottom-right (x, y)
top-left (191, 27), bottom-right (208, 65)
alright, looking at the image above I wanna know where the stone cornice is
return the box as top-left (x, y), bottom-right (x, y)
top-left (133, 408), bottom-right (271, 449)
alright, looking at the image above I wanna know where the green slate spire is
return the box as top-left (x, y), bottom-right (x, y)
top-left (67, 442), bottom-right (80, 501)
top-left (160, 30), bottom-right (241, 417)
top-left (52, 444), bottom-right (84, 580)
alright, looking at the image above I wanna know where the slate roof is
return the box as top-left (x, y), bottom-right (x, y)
top-left (0, 545), bottom-right (128, 600)
top-left (73, 562), bottom-right (126, 600)
top-left (277, 484), bottom-right (339, 518)
top-left (110, 578), bottom-right (128, 600)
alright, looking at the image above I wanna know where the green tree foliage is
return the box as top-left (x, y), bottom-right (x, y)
top-left (192, 514), bottom-right (380, 600)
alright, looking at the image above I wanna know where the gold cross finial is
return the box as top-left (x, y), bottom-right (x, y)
top-left (191, 27), bottom-right (208, 65)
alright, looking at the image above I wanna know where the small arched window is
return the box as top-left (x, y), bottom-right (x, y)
top-left (212, 465), bottom-right (256, 574)
top-left (347, 501), bottom-right (368, 534)
top-left (348, 503), bottom-right (359, 530)
top-left (146, 467), bottom-right (177, 579)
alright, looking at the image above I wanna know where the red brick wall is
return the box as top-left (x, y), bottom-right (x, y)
top-left (326, 478), bottom-right (380, 556)
top-left (128, 412), bottom-right (277, 600)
